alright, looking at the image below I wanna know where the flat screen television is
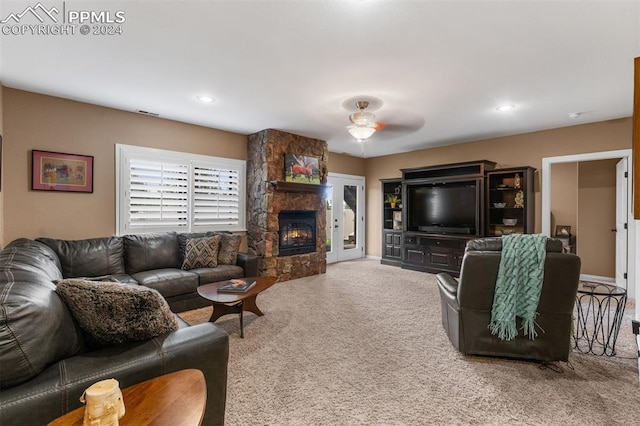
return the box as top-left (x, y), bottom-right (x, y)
top-left (407, 181), bottom-right (478, 234)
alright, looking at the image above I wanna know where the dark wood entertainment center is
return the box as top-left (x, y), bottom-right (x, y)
top-left (380, 160), bottom-right (535, 275)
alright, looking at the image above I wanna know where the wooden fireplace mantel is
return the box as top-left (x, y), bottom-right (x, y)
top-left (269, 181), bottom-right (331, 194)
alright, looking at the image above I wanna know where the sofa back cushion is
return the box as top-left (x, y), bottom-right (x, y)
top-left (123, 232), bottom-right (181, 274)
top-left (0, 239), bottom-right (84, 388)
top-left (36, 237), bottom-right (126, 278)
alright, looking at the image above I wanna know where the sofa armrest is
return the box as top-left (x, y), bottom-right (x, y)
top-left (436, 272), bottom-right (459, 296)
top-left (0, 323), bottom-right (228, 426)
top-left (237, 251), bottom-right (259, 277)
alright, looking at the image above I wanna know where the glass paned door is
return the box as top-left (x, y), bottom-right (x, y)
top-left (326, 174), bottom-right (365, 264)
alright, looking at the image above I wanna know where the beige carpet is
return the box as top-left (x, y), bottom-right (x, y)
top-left (180, 259), bottom-right (640, 425)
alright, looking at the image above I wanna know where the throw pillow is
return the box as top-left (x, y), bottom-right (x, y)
top-left (181, 235), bottom-right (222, 270)
top-left (217, 233), bottom-right (242, 265)
top-left (56, 279), bottom-right (179, 348)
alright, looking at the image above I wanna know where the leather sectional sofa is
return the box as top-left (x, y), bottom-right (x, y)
top-left (36, 231), bottom-right (259, 312)
top-left (0, 232), bottom-right (259, 425)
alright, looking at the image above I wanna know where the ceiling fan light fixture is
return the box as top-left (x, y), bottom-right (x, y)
top-left (346, 100), bottom-right (377, 142)
top-left (349, 110), bottom-right (376, 126)
top-left (347, 124), bottom-right (376, 141)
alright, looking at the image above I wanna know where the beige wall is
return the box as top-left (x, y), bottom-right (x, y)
top-left (365, 118), bottom-right (633, 257)
top-left (577, 159), bottom-right (618, 277)
top-left (550, 162), bottom-right (578, 239)
top-left (3, 88), bottom-right (247, 244)
top-left (328, 152), bottom-right (366, 177)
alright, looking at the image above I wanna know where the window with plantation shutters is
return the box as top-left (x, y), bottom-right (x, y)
top-left (192, 164), bottom-right (241, 227)
top-left (129, 159), bottom-right (189, 229)
top-left (116, 144), bottom-right (246, 235)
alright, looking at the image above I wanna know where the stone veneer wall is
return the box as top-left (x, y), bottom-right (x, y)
top-left (246, 129), bottom-right (328, 281)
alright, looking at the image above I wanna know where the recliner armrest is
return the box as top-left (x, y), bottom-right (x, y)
top-left (237, 252), bottom-right (259, 277)
top-left (436, 272), bottom-right (459, 295)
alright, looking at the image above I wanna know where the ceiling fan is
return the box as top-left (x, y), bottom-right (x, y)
top-left (344, 98), bottom-right (425, 147)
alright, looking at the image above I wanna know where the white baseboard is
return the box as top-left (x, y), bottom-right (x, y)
top-left (366, 255), bottom-right (381, 260)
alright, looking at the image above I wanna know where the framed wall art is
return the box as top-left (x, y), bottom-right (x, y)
top-left (284, 154), bottom-right (320, 184)
top-left (32, 150), bottom-right (94, 193)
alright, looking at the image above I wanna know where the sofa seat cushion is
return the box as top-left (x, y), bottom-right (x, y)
top-left (56, 279), bottom-right (179, 349)
top-left (124, 232), bottom-right (181, 274)
top-left (131, 269), bottom-right (199, 298)
top-left (191, 265), bottom-right (244, 285)
top-left (0, 239), bottom-right (84, 388)
top-left (64, 274), bottom-right (138, 286)
top-left (37, 237), bottom-right (126, 278)
top-left (108, 273), bottom-right (139, 285)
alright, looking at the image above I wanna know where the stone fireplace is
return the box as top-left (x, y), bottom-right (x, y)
top-left (246, 129), bottom-right (328, 280)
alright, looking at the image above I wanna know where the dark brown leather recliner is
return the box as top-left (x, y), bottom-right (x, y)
top-left (436, 237), bottom-right (581, 362)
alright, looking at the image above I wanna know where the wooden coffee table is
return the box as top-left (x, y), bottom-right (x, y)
top-left (197, 276), bottom-right (278, 338)
top-left (48, 369), bottom-right (206, 425)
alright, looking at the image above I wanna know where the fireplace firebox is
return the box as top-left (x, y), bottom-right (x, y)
top-left (278, 211), bottom-right (317, 256)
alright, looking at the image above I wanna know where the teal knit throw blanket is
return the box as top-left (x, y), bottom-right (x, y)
top-left (489, 234), bottom-right (547, 341)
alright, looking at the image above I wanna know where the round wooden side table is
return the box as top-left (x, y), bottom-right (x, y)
top-left (48, 369), bottom-right (206, 425)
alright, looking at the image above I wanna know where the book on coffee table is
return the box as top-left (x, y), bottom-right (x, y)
top-left (217, 278), bottom-right (257, 293)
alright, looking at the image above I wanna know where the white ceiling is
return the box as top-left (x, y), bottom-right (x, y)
top-left (1, 1), bottom-right (639, 157)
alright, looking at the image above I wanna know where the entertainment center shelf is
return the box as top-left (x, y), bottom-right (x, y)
top-left (486, 167), bottom-right (535, 237)
top-left (381, 178), bottom-right (403, 266)
top-left (380, 161), bottom-right (535, 275)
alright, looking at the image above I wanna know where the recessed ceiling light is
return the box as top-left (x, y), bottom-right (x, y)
top-left (496, 104), bottom-right (516, 112)
top-left (196, 95), bottom-right (215, 103)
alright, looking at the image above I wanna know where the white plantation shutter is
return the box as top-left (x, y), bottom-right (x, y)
top-left (129, 159), bottom-right (189, 228)
top-left (193, 164), bottom-right (241, 227)
top-left (117, 145), bottom-right (246, 234)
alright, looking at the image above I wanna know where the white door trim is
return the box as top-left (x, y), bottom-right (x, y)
top-left (541, 149), bottom-right (635, 301)
top-left (615, 158), bottom-right (628, 289)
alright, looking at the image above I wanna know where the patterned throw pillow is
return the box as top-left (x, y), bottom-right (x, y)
top-left (182, 235), bottom-right (222, 270)
top-left (217, 233), bottom-right (242, 265)
top-left (56, 279), bottom-right (179, 348)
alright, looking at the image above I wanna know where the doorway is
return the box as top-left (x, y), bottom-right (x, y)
top-left (326, 173), bottom-right (365, 264)
top-left (541, 149), bottom-right (635, 300)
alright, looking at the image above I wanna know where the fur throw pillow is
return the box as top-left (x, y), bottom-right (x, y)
top-left (182, 235), bottom-right (222, 270)
top-left (56, 279), bottom-right (179, 348)
top-left (217, 233), bottom-right (242, 265)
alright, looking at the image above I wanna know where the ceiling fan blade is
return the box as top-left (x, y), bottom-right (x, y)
top-left (374, 112), bottom-right (425, 136)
